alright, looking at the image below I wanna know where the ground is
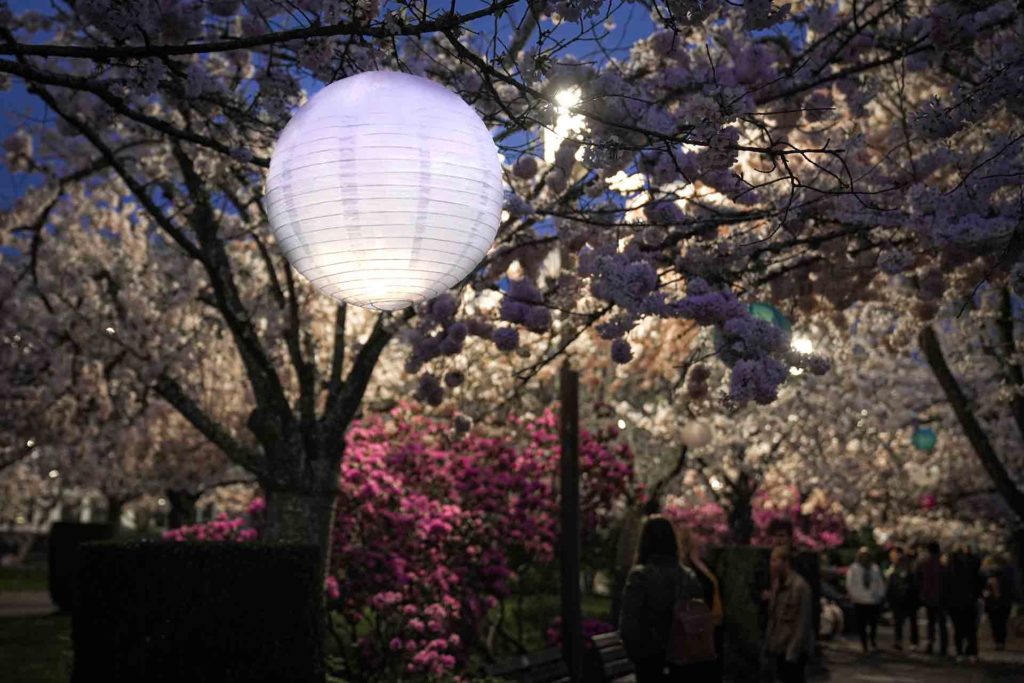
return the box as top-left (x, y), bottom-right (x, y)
top-left (2, 564), bottom-right (1022, 682)
top-left (820, 621), bottom-right (1024, 682)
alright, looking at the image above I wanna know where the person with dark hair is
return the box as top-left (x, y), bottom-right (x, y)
top-left (982, 553), bottom-right (1014, 651)
top-left (619, 516), bottom-right (704, 683)
top-left (947, 545), bottom-right (981, 662)
top-left (917, 541), bottom-right (949, 656)
top-left (887, 546), bottom-right (920, 651)
top-left (846, 547), bottom-right (885, 652)
top-left (765, 545), bottom-right (814, 683)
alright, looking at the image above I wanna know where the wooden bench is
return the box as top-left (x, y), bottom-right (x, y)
top-left (586, 631), bottom-right (636, 682)
top-left (484, 648), bottom-right (570, 683)
top-left (486, 631), bottom-right (636, 683)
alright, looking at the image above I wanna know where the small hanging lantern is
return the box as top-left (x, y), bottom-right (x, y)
top-left (681, 421), bottom-right (712, 448)
top-left (266, 71), bottom-right (503, 311)
top-left (912, 426), bottom-right (938, 452)
top-left (748, 302), bottom-right (792, 332)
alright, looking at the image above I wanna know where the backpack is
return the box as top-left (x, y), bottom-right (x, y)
top-left (666, 597), bottom-right (716, 666)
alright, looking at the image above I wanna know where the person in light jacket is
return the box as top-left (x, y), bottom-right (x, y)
top-left (846, 547), bottom-right (886, 652)
top-left (765, 545), bottom-right (814, 683)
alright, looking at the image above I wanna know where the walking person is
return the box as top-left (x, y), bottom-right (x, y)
top-left (887, 546), bottom-right (920, 651)
top-left (619, 516), bottom-right (704, 683)
top-left (677, 526), bottom-right (724, 682)
top-left (765, 545), bottom-right (815, 683)
top-left (982, 553), bottom-right (1014, 651)
top-left (947, 545), bottom-right (981, 662)
top-left (846, 547), bottom-right (885, 652)
top-left (917, 541), bottom-right (949, 656)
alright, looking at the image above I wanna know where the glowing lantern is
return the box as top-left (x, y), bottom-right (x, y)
top-left (681, 421), bottom-right (712, 448)
top-left (912, 426), bottom-right (937, 452)
top-left (748, 302), bottom-right (792, 332)
top-left (266, 71), bottom-right (503, 311)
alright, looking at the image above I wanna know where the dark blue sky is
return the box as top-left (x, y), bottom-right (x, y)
top-left (0, 1), bottom-right (654, 207)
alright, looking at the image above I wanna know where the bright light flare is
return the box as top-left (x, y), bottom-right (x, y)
top-left (544, 87), bottom-right (585, 164)
top-left (792, 335), bottom-right (814, 354)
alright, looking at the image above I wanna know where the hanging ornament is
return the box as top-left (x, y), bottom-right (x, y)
top-left (912, 426), bottom-right (938, 452)
top-left (919, 493), bottom-right (937, 510)
top-left (747, 302), bottom-right (792, 332)
top-left (266, 71), bottom-right (503, 311)
top-left (681, 421), bottom-right (713, 448)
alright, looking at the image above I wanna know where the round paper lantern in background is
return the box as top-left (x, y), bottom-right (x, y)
top-left (681, 421), bottom-right (712, 449)
top-left (748, 302), bottom-right (792, 332)
top-left (266, 71), bottom-right (503, 311)
top-left (912, 426), bottom-right (938, 452)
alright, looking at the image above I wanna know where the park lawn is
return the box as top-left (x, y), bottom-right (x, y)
top-left (0, 565), bottom-right (49, 592)
top-left (0, 614), bottom-right (72, 683)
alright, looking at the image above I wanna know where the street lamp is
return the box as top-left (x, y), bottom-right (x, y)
top-left (544, 87), bottom-right (585, 164)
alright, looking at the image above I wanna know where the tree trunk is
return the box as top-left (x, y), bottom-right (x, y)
top-left (262, 487), bottom-right (337, 577)
top-left (918, 326), bottom-right (1024, 520)
top-left (167, 489), bottom-right (200, 529)
top-left (106, 496), bottom-right (124, 531)
top-left (729, 492), bottom-right (754, 545)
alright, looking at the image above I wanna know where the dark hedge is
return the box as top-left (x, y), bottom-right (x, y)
top-left (48, 522), bottom-right (116, 612)
top-left (71, 541), bottom-right (324, 683)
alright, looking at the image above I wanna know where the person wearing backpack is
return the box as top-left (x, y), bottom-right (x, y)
top-left (678, 525), bottom-right (724, 681)
top-left (887, 546), bottom-right (920, 651)
top-left (619, 515), bottom-right (705, 683)
top-left (765, 544), bottom-right (814, 683)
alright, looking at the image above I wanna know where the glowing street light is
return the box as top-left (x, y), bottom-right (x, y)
top-left (790, 335), bottom-right (814, 375)
top-left (792, 335), bottom-right (813, 354)
top-left (544, 87), bottom-right (585, 164)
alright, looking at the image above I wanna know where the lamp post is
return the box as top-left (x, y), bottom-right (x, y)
top-left (559, 361), bottom-right (583, 682)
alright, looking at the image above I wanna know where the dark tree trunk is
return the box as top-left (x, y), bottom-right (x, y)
top-left (106, 496), bottom-right (124, 531)
top-left (729, 472), bottom-right (756, 545)
top-left (167, 490), bottom-right (200, 529)
top-left (919, 326), bottom-right (1024, 520)
top-left (262, 486), bottom-right (338, 586)
top-left (730, 494), bottom-right (754, 545)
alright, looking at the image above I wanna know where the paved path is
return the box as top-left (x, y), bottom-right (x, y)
top-left (0, 591), bottom-right (56, 618)
top-left (822, 642), bottom-right (1024, 681)
top-left (819, 619), bottom-right (1024, 682)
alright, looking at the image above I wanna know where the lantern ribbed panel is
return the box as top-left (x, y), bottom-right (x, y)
top-left (266, 71), bottom-right (503, 311)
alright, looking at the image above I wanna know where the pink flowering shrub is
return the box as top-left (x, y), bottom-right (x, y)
top-left (332, 404), bottom-right (633, 680)
top-left (545, 616), bottom-right (615, 649)
top-left (662, 501), bottom-right (731, 548)
top-left (167, 405), bottom-right (633, 680)
top-left (664, 489), bottom-right (846, 551)
top-left (163, 497), bottom-right (263, 542)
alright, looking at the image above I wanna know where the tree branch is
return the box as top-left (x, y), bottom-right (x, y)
top-left (0, 3), bottom-right (519, 60)
top-left (155, 374), bottom-right (264, 477)
top-left (918, 325), bottom-right (1024, 520)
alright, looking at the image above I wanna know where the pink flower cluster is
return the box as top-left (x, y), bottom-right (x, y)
top-left (331, 404), bottom-right (633, 679)
top-left (665, 488), bottom-right (846, 551)
top-left (545, 616), bottom-right (615, 649)
top-left (163, 497), bottom-right (263, 543)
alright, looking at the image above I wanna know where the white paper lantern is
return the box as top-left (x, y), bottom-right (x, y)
top-left (266, 71), bottom-right (503, 311)
top-left (681, 421), bottom-right (712, 448)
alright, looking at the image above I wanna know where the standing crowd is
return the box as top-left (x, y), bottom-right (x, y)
top-left (618, 515), bottom-right (1018, 683)
top-left (619, 516), bottom-right (816, 683)
top-left (851, 541), bottom-right (1019, 662)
